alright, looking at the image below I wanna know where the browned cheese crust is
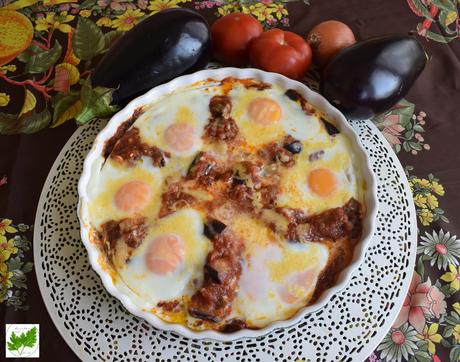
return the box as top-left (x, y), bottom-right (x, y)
top-left (188, 229), bottom-right (244, 323)
top-left (103, 107), bottom-right (144, 159)
top-left (99, 217), bottom-right (147, 259)
top-left (204, 95), bottom-right (239, 142)
top-left (110, 127), bottom-right (170, 167)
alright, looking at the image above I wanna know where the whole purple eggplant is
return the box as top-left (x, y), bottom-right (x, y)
top-left (320, 35), bottom-right (427, 120)
top-left (92, 8), bottom-right (211, 106)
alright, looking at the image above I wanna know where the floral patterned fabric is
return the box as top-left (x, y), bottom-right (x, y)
top-left (1, 0), bottom-right (459, 360)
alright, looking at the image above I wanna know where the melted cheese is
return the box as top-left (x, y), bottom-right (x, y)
top-left (231, 214), bottom-right (282, 257)
top-left (267, 244), bottom-right (320, 282)
top-left (278, 138), bottom-right (357, 214)
top-left (85, 77), bottom-right (365, 331)
top-left (117, 209), bottom-right (211, 304)
top-left (88, 162), bottom-right (162, 227)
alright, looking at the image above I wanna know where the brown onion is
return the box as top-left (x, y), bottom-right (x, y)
top-left (307, 20), bottom-right (356, 68)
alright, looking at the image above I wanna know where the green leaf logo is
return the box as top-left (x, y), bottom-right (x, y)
top-left (7, 326), bottom-right (37, 356)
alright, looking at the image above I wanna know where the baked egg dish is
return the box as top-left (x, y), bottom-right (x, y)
top-left (83, 77), bottom-right (366, 332)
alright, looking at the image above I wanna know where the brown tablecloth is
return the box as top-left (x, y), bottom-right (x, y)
top-left (1, 0), bottom-right (460, 360)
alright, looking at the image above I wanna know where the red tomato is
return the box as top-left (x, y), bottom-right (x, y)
top-left (211, 13), bottom-right (264, 66)
top-left (250, 29), bottom-right (312, 80)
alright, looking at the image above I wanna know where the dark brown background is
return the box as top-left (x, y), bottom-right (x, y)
top-left (1, 0), bottom-right (460, 361)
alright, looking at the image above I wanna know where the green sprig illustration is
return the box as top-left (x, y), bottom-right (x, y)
top-left (7, 326), bottom-right (37, 356)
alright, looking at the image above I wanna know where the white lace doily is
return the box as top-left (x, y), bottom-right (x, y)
top-left (34, 118), bottom-right (417, 362)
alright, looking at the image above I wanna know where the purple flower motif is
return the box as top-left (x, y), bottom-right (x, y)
top-left (71, 7), bottom-right (79, 14)
top-left (281, 17), bottom-right (289, 26)
top-left (36, 12), bottom-right (45, 18)
top-left (194, 1), bottom-right (205, 9)
top-left (59, 3), bottom-right (70, 11)
top-left (194, 0), bottom-right (219, 9)
top-left (266, 17), bottom-right (277, 26)
top-left (368, 352), bottom-right (380, 362)
top-left (206, 0), bottom-right (222, 8)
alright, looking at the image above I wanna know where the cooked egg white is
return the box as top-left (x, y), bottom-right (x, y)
top-left (230, 84), bottom-right (321, 147)
top-left (135, 90), bottom-right (212, 157)
top-left (117, 208), bottom-right (211, 304)
top-left (229, 213), bottom-right (329, 327)
top-left (277, 132), bottom-right (362, 215)
top-left (87, 158), bottom-right (163, 228)
top-left (234, 241), bottom-right (329, 327)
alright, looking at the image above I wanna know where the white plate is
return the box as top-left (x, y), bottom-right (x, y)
top-left (76, 68), bottom-right (378, 341)
top-left (34, 116), bottom-right (416, 361)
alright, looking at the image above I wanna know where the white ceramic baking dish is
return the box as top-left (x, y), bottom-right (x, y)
top-left (78, 67), bottom-right (377, 341)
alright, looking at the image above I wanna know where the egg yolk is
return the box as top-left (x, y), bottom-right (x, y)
top-left (278, 285), bottom-right (298, 304)
top-left (163, 123), bottom-right (196, 153)
top-left (114, 180), bottom-right (151, 212)
top-left (248, 97), bottom-right (282, 125)
top-left (278, 269), bottom-right (315, 304)
top-left (145, 234), bottom-right (184, 275)
top-left (308, 168), bottom-right (337, 197)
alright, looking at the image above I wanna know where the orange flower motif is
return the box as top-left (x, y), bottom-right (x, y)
top-left (63, 29), bottom-right (80, 65)
top-left (393, 272), bottom-right (446, 334)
